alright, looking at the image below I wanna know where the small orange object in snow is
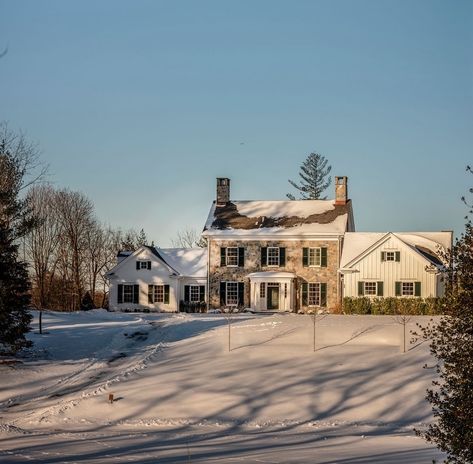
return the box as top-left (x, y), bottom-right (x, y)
top-left (108, 394), bottom-right (114, 404)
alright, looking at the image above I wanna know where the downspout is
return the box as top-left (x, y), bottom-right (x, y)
top-left (207, 237), bottom-right (211, 312)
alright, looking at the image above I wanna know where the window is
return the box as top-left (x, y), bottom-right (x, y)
top-left (308, 248), bottom-right (321, 267)
top-left (226, 282), bottom-right (239, 306)
top-left (308, 283), bottom-right (321, 306)
top-left (226, 247), bottom-right (238, 266)
top-left (385, 252), bottom-right (396, 261)
top-left (267, 247), bottom-right (280, 266)
top-left (364, 282), bottom-right (377, 296)
top-left (260, 282), bottom-right (266, 298)
top-left (123, 284), bottom-right (135, 303)
top-left (150, 285), bottom-right (164, 303)
top-left (401, 282), bottom-right (414, 296)
top-left (189, 285), bottom-right (201, 303)
top-left (137, 261), bottom-right (151, 270)
top-left (284, 283), bottom-right (287, 298)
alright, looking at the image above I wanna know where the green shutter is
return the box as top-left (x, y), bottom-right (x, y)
top-left (395, 251), bottom-right (400, 262)
top-left (302, 248), bottom-right (309, 267)
top-left (148, 285), bottom-right (153, 304)
top-left (133, 284), bottom-right (139, 304)
top-left (358, 281), bottom-right (364, 296)
top-left (117, 284), bottom-right (123, 304)
top-left (381, 252), bottom-right (386, 262)
top-left (199, 285), bottom-right (205, 302)
top-left (395, 282), bottom-right (401, 296)
top-left (220, 282), bottom-right (226, 306)
top-left (321, 247), bottom-right (327, 267)
top-left (220, 248), bottom-right (226, 267)
top-left (279, 247), bottom-right (286, 266)
top-left (320, 283), bottom-right (327, 307)
top-left (238, 248), bottom-right (245, 267)
top-left (184, 285), bottom-right (190, 302)
top-left (301, 283), bottom-right (308, 306)
top-left (261, 247), bottom-right (267, 266)
top-left (377, 281), bottom-right (384, 297)
top-left (164, 285), bottom-right (170, 304)
top-left (415, 282), bottom-right (421, 297)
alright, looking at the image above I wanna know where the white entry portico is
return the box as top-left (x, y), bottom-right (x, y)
top-left (248, 272), bottom-right (295, 311)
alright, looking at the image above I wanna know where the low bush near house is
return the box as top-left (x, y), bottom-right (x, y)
top-left (342, 297), bottom-right (447, 315)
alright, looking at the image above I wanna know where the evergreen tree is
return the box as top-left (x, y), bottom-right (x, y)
top-left (80, 291), bottom-right (95, 311)
top-left (287, 152), bottom-right (332, 200)
top-left (417, 170), bottom-right (473, 463)
top-left (0, 144), bottom-right (36, 353)
top-left (136, 228), bottom-right (147, 247)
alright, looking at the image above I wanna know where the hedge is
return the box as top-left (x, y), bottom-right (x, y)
top-left (342, 297), bottom-right (448, 315)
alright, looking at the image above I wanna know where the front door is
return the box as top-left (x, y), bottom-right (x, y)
top-left (267, 284), bottom-right (280, 310)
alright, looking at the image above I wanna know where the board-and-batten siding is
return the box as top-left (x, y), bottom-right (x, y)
top-left (343, 236), bottom-right (438, 298)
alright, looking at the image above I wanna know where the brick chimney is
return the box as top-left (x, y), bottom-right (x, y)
top-left (335, 176), bottom-right (348, 205)
top-left (216, 178), bottom-right (230, 207)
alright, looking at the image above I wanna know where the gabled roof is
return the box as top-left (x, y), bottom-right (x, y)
top-left (203, 199), bottom-right (354, 236)
top-left (340, 231), bottom-right (452, 269)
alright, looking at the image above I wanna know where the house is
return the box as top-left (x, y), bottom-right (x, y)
top-left (339, 231), bottom-right (452, 299)
top-left (107, 246), bottom-right (207, 312)
top-left (202, 177), bottom-right (355, 312)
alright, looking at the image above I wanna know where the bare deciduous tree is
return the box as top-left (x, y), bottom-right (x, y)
top-left (172, 228), bottom-right (206, 248)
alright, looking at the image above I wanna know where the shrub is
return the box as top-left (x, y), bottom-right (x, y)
top-left (342, 297), bottom-right (446, 315)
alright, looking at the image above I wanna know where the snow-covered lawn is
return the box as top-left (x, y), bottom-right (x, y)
top-left (0, 310), bottom-right (444, 463)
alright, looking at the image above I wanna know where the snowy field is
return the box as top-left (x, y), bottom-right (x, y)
top-left (0, 310), bottom-right (444, 463)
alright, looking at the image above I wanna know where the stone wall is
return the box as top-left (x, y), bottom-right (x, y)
top-left (208, 238), bottom-right (341, 311)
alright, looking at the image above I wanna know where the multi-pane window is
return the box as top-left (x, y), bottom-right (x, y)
top-left (284, 283), bottom-right (287, 298)
top-left (226, 282), bottom-right (239, 306)
top-left (401, 282), bottom-right (414, 296)
top-left (385, 252), bottom-right (396, 261)
top-left (308, 283), bottom-right (321, 306)
top-left (189, 285), bottom-right (201, 302)
top-left (267, 247), bottom-right (280, 266)
top-left (364, 282), bottom-right (377, 296)
top-left (226, 247), bottom-right (238, 266)
top-left (123, 284), bottom-right (135, 303)
top-left (260, 282), bottom-right (266, 298)
top-left (308, 248), bottom-right (321, 267)
top-left (150, 285), bottom-right (164, 303)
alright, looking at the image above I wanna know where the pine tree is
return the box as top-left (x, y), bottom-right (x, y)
top-left (416, 170), bottom-right (473, 463)
top-left (287, 152), bottom-right (332, 200)
top-left (0, 144), bottom-right (36, 353)
top-left (80, 291), bottom-right (95, 311)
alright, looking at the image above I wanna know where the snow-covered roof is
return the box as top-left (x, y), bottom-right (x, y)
top-left (340, 232), bottom-right (452, 269)
top-left (247, 271), bottom-right (296, 279)
top-left (203, 199), bottom-right (353, 236)
top-left (158, 248), bottom-right (207, 277)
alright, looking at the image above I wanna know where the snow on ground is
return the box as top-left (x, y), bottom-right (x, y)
top-left (0, 310), bottom-right (444, 463)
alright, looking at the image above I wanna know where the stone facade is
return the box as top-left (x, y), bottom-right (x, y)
top-left (208, 238), bottom-right (341, 312)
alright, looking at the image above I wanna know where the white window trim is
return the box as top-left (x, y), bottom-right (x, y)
top-left (308, 282), bottom-right (321, 307)
top-left (363, 281), bottom-right (378, 296)
top-left (189, 285), bottom-right (201, 303)
top-left (267, 247), bottom-right (280, 267)
top-left (138, 260), bottom-right (150, 270)
top-left (308, 247), bottom-right (322, 267)
top-left (150, 284), bottom-right (165, 303)
top-left (226, 281), bottom-right (239, 307)
top-left (401, 282), bottom-right (415, 297)
top-left (226, 247), bottom-right (239, 267)
top-left (259, 282), bottom-right (266, 299)
top-left (122, 283), bottom-right (137, 304)
top-left (385, 251), bottom-right (396, 262)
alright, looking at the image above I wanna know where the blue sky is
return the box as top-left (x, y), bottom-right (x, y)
top-left (1, 0), bottom-right (472, 245)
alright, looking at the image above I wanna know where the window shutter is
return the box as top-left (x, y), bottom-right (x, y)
top-left (301, 283), bottom-right (308, 306)
top-left (238, 248), bottom-right (245, 267)
top-left (415, 282), bottom-right (421, 297)
top-left (358, 281), bottom-right (364, 296)
top-left (199, 285), bottom-right (205, 302)
top-left (147, 261), bottom-right (151, 270)
top-left (164, 285), bottom-right (170, 304)
top-left (261, 247), bottom-right (267, 266)
top-left (377, 281), bottom-right (384, 297)
top-left (148, 285), bottom-right (153, 304)
top-left (133, 284), bottom-right (139, 304)
top-left (117, 284), bottom-right (123, 304)
top-left (220, 248), bottom-right (226, 267)
top-left (302, 248), bottom-right (308, 267)
top-left (321, 247), bottom-right (327, 267)
top-left (395, 282), bottom-right (401, 296)
top-left (238, 282), bottom-right (244, 307)
top-left (220, 282), bottom-right (226, 306)
top-left (279, 247), bottom-right (286, 266)
top-left (381, 252), bottom-right (386, 262)
top-left (184, 285), bottom-right (190, 302)
top-left (395, 251), bottom-right (401, 262)
top-left (320, 283), bottom-right (327, 307)
top-left (136, 261), bottom-right (140, 270)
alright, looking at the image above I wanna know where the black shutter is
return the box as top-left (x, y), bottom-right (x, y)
top-left (133, 284), bottom-right (139, 304)
top-left (395, 252), bottom-right (401, 262)
top-left (220, 282), bottom-right (226, 306)
top-left (238, 248), bottom-right (245, 267)
top-left (377, 281), bottom-right (384, 297)
top-left (136, 261), bottom-right (140, 270)
top-left (302, 248), bottom-right (309, 267)
top-left (117, 284), bottom-right (123, 304)
top-left (220, 248), bottom-right (226, 267)
top-left (321, 248), bottom-right (328, 267)
top-left (184, 285), bottom-right (190, 302)
top-left (199, 285), bottom-right (205, 302)
top-left (237, 282), bottom-right (244, 307)
top-left (261, 247), bottom-right (267, 266)
top-left (395, 282), bottom-right (401, 296)
top-left (164, 285), bottom-right (170, 304)
top-left (358, 281), bottom-right (364, 296)
top-left (381, 252), bottom-right (386, 262)
top-left (147, 261), bottom-right (151, 270)
top-left (301, 283), bottom-right (308, 306)
top-left (415, 282), bottom-right (421, 297)
top-left (279, 248), bottom-right (286, 267)
top-left (148, 285), bottom-right (153, 304)
top-left (320, 283), bottom-right (327, 307)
